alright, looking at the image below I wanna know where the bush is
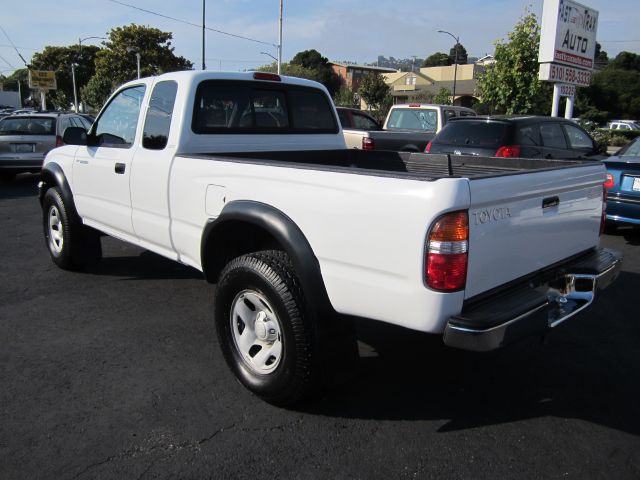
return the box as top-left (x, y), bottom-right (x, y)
top-left (610, 134), bottom-right (632, 147)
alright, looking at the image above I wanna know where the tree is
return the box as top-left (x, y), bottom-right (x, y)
top-left (288, 49), bottom-right (341, 95)
top-left (30, 45), bottom-right (100, 110)
top-left (449, 43), bottom-right (468, 64)
top-left (422, 53), bottom-right (451, 67)
top-left (608, 51), bottom-right (640, 72)
top-left (476, 12), bottom-right (550, 114)
top-left (333, 87), bottom-right (359, 108)
top-left (0, 68), bottom-right (30, 106)
top-left (358, 72), bottom-right (390, 111)
top-left (83, 24), bottom-right (192, 108)
top-left (433, 87), bottom-right (452, 105)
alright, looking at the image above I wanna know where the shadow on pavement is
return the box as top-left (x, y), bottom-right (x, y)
top-left (0, 173), bottom-right (40, 200)
top-left (85, 249), bottom-right (204, 281)
top-left (303, 270), bottom-right (640, 437)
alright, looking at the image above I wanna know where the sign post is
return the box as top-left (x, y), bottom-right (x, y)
top-left (28, 70), bottom-right (57, 111)
top-left (538, 0), bottom-right (598, 117)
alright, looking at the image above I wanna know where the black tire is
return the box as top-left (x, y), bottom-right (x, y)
top-left (42, 187), bottom-right (102, 270)
top-left (214, 250), bottom-right (317, 406)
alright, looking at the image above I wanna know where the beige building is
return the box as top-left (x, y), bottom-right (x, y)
top-left (384, 64), bottom-right (485, 107)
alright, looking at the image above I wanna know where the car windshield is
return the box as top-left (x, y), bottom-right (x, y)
top-left (434, 121), bottom-right (510, 147)
top-left (386, 108), bottom-right (437, 132)
top-left (0, 116), bottom-right (56, 135)
top-left (618, 137), bottom-right (640, 157)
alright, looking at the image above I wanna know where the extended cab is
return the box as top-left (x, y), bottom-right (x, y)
top-left (343, 103), bottom-right (475, 151)
top-left (39, 71), bottom-right (621, 405)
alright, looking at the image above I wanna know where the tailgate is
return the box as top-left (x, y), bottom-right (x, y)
top-left (465, 163), bottom-right (605, 299)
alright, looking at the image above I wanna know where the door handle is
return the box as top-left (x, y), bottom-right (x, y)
top-left (544, 154), bottom-right (553, 159)
top-left (114, 163), bottom-right (126, 174)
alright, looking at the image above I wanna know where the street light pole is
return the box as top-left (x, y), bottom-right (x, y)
top-left (136, 52), bottom-right (141, 79)
top-left (202, 0), bottom-right (206, 70)
top-left (77, 36), bottom-right (106, 111)
top-left (71, 63), bottom-right (78, 112)
top-left (437, 30), bottom-right (459, 105)
top-left (277, 0), bottom-right (283, 75)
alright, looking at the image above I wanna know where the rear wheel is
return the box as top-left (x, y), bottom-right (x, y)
top-left (42, 187), bottom-right (102, 270)
top-left (214, 250), bottom-right (316, 406)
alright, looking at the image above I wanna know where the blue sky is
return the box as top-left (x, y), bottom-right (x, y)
top-left (0, 0), bottom-right (638, 76)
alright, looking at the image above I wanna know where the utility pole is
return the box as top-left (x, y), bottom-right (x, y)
top-left (202, 0), bottom-right (206, 70)
top-left (277, 0), bottom-right (283, 75)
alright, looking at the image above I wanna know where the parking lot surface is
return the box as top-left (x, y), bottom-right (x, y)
top-left (2, 174), bottom-right (640, 479)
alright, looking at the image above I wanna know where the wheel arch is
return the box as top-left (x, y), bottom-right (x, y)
top-left (201, 200), bottom-right (334, 314)
top-left (39, 162), bottom-right (80, 222)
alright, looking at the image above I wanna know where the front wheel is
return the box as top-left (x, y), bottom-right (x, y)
top-left (214, 250), bottom-right (316, 406)
top-left (42, 187), bottom-right (102, 270)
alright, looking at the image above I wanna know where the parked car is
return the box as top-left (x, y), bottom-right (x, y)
top-left (343, 103), bottom-right (475, 151)
top-left (426, 115), bottom-right (605, 160)
top-left (40, 71), bottom-right (621, 405)
top-left (603, 136), bottom-right (640, 226)
top-left (609, 121), bottom-right (640, 131)
top-left (0, 112), bottom-right (93, 181)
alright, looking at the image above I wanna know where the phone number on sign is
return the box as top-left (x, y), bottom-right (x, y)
top-left (549, 65), bottom-right (591, 86)
top-left (541, 63), bottom-right (592, 86)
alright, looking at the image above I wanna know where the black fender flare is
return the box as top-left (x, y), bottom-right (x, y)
top-left (39, 162), bottom-right (80, 222)
top-left (201, 200), bottom-right (334, 314)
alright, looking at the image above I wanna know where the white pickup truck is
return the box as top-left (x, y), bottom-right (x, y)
top-left (39, 71), bottom-right (621, 405)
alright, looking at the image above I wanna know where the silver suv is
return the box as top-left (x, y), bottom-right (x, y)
top-left (0, 112), bottom-right (92, 181)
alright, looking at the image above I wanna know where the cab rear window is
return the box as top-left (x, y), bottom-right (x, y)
top-left (192, 81), bottom-right (338, 134)
top-left (0, 117), bottom-right (56, 136)
top-left (435, 121), bottom-right (510, 147)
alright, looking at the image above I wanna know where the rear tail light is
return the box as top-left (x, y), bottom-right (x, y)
top-left (425, 141), bottom-right (432, 153)
top-left (603, 172), bottom-right (614, 189)
top-left (600, 185), bottom-right (607, 236)
top-left (495, 145), bottom-right (521, 157)
top-left (426, 211), bottom-right (469, 292)
top-left (408, 103), bottom-right (421, 108)
top-left (253, 72), bottom-right (281, 81)
top-left (55, 135), bottom-right (64, 147)
top-left (362, 137), bottom-right (375, 150)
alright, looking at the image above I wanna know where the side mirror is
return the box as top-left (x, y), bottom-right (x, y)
top-left (62, 126), bottom-right (87, 146)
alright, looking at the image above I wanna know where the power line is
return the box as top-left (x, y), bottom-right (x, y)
top-left (0, 53), bottom-right (16, 70)
top-left (0, 25), bottom-right (28, 66)
top-left (0, 44), bottom-right (38, 51)
top-left (107, 0), bottom-right (276, 47)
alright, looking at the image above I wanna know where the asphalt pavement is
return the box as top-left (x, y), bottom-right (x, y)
top-left (2, 173), bottom-right (640, 479)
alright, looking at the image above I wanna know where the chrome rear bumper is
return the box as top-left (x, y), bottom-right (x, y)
top-left (443, 248), bottom-right (622, 352)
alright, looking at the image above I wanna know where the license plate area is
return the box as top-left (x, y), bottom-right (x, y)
top-left (633, 177), bottom-right (640, 192)
top-left (12, 143), bottom-right (35, 153)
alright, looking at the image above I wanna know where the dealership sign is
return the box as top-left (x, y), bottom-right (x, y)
top-left (28, 70), bottom-right (57, 90)
top-left (539, 0), bottom-right (599, 69)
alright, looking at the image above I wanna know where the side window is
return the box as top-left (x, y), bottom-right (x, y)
top-left (352, 113), bottom-right (379, 130)
top-left (337, 109), bottom-right (350, 128)
top-left (143, 81), bottom-right (178, 150)
top-left (516, 125), bottom-right (541, 146)
top-left (443, 110), bottom-right (456, 122)
top-left (94, 85), bottom-right (146, 147)
top-left (79, 117), bottom-right (93, 130)
top-left (540, 123), bottom-right (567, 149)
top-left (58, 117), bottom-right (71, 136)
top-left (563, 124), bottom-right (594, 149)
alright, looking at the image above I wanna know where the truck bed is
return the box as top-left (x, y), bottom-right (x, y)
top-left (188, 150), bottom-right (597, 181)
